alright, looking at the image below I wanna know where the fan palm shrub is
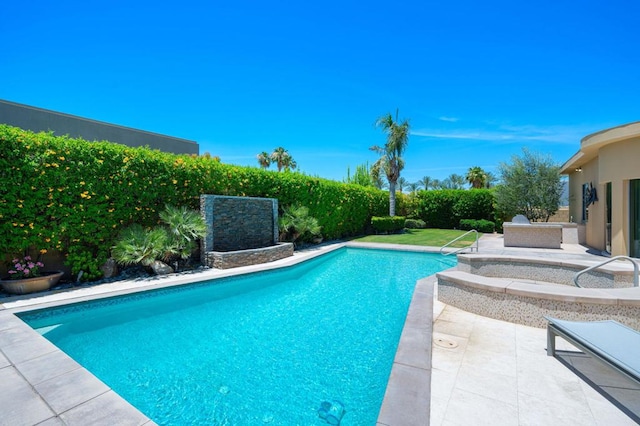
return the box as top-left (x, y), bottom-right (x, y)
top-left (112, 205), bottom-right (206, 272)
top-left (111, 225), bottom-right (168, 266)
top-left (279, 205), bottom-right (322, 246)
top-left (160, 205), bottom-right (207, 261)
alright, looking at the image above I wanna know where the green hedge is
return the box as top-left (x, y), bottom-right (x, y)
top-left (371, 216), bottom-right (406, 233)
top-left (0, 125), bottom-right (389, 279)
top-left (459, 219), bottom-right (495, 233)
top-left (414, 189), bottom-right (495, 229)
top-left (404, 218), bottom-right (426, 229)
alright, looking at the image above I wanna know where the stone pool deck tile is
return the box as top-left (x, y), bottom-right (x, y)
top-left (377, 363), bottom-right (431, 426)
top-left (377, 276), bottom-right (436, 425)
top-left (15, 350), bottom-right (82, 386)
top-left (0, 366), bottom-right (56, 425)
top-left (35, 367), bottom-right (111, 414)
top-left (59, 391), bottom-right (152, 426)
top-left (431, 303), bottom-right (638, 426)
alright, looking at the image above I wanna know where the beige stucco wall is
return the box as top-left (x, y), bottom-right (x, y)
top-left (548, 207), bottom-right (569, 223)
top-left (599, 136), bottom-right (640, 183)
top-left (563, 123), bottom-right (640, 257)
top-left (574, 158), bottom-right (605, 251)
top-left (598, 136), bottom-right (640, 256)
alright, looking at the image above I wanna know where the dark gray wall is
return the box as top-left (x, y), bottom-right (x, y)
top-left (0, 99), bottom-right (199, 155)
top-left (201, 195), bottom-right (279, 252)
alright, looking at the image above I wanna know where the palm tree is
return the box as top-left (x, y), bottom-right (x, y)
top-left (484, 171), bottom-right (498, 188)
top-left (370, 164), bottom-right (387, 190)
top-left (397, 177), bottom-right (408, 193)
top-left (270, 147), bottom-right (297, 172)
top-left (419, 176), bottom-right (433, 190)
top-left (282, 157), bottom-right (297, 172)
top-left (370, 109), bottom-right (410, 216)
top-left (431, 179), bottom-right (442, 190)
top-left (442, 174), bottom-right (466, 189)
top-left (466, 166), bottom-right (488, 189)
top-left (257, 151), bottom-right (271, 169)
top-left (408, 182), bottom-right (420, 194)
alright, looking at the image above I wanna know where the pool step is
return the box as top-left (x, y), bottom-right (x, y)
top-left (436, 270), bottom-right (620, 303)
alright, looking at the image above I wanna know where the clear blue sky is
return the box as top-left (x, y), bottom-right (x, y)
top-left (2, 0), bottom-right (639, 184)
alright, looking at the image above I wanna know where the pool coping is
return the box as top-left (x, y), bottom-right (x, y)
top-left (0, 241), bottom-right (441, 425)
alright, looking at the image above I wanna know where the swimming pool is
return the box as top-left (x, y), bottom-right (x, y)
top-left (21, 248), bottom-right (455, 425)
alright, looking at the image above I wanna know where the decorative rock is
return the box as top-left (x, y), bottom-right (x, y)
top-left (150, 260), bottom-right (174, 275)
top-left (100, 258), bottom-right (119, 278)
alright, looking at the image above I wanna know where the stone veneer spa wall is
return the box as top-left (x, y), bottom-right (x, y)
top-left (200, 195), bottom-right (293, 269)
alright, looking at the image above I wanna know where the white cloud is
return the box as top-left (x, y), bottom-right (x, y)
top-left (411, 123), bottom-right (602, 145)
top-left (438, 116), bottom-right (459, 122)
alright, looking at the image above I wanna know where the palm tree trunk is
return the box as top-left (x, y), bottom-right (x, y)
top-left (388, 181), bottom-right (396, 216)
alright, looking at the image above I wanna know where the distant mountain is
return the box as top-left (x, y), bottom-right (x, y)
top-left (559, 179), bottom-right (569, 207)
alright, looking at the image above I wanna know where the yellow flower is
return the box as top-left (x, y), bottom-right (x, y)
top-left (40, 249), bottom-right (48, 254)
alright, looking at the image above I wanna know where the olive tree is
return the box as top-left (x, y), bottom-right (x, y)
top-left (494, 148), bottom-right (563, 222)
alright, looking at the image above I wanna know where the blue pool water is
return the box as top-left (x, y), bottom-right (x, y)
top-left (21, 248), bottom-right (455, 425)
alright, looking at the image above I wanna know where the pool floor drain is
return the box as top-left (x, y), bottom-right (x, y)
top-left (434, 337), bottom-right (458, 349)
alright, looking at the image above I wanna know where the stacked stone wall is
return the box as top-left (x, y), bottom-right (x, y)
top-left (200, 195), bottom-right (290, 268)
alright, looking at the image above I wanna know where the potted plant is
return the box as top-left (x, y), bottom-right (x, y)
top-left (0, 255), bottom-right (63, 295)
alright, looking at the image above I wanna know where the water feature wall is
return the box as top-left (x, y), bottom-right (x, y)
top-left (200, 195), bottom-right (293, 269)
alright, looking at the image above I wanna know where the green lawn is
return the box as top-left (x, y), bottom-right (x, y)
top-left (350, 228), bottom-right (480, 248)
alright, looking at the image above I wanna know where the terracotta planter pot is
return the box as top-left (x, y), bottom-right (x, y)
top-left (0, 271), bottom-right (64, 295)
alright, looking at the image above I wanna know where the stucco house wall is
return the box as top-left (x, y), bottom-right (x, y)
top-left (561, 122), bottom-right (640, 257)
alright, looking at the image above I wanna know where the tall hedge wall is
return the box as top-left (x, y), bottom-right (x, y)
top-left (0, 125), bottom-right (389, 279)
top-left (413, 189), bottom-right (495, 229)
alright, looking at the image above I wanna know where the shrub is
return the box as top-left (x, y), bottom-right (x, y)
top-left (404, 218), bottom-right (426, 229)
top-left (111, 205), bottom-right (206, 269)
top-left (279, 205), bottom-right (322, 245)
top-left (414, 189), bottom-right (495, 229)
top-left (371, 216), bottom-right (406, 233)
top-left (111, 225), bottom-right (169, 267)
top-left (160, 205), bottom-right (207, 261)
top-left (459, 219), bottom-right (495, 233)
